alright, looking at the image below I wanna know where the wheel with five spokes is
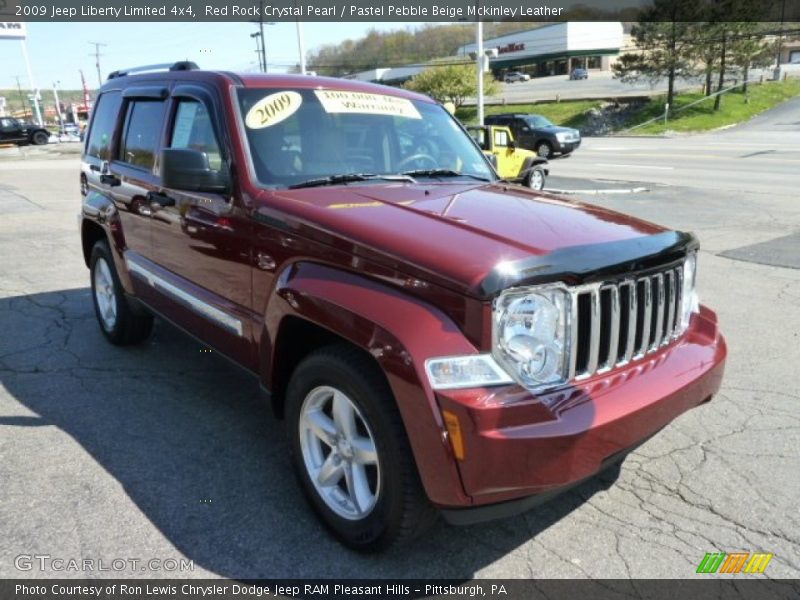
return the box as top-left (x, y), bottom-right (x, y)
top-left (286, 344), bottom-right (437, 551)
top-left (90, 240), bottom-right (153, 345)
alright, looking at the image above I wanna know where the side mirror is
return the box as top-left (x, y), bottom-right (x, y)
top-left (161, 148), bottom-right (228, 193)
top-left (508, 140), bottom-right (516, 150)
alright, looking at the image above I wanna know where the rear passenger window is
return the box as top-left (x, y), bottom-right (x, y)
top-left (120, 100), bottom-right (166, 170)
top-left (170, 100), bottom-right (222, 170)
top-left (86, 91), bottom-right (122, 161)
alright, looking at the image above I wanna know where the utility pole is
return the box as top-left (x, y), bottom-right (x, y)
top-left (775, 0), bottom-right (787, 77)
top-left (259, 0), bottom-right (267, 73)
top-left (89, 42), bottom-right (107, 86)
top-left (250, 32), bottom-right (264, 71)
top-left (53, 81), bottom-right (64, 132)
top-left (476, 11), bottom-right (484, 125)
top-left (14, 76), bottom-right (29, 120)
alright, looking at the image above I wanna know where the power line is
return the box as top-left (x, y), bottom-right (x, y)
top-left (88, 42), bottom-right (107, 87)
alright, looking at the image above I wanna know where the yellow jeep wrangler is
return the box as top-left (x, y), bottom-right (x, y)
top-left (467, 125), bottom-right (548, 190)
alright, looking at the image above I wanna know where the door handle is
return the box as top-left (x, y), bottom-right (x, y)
top-left (146, 191), bottom-right (175, 207)
top-left (100, 173), bottom-right (121, 186)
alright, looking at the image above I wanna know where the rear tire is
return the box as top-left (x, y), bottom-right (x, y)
top-left (286, 344), bottom-right (437, 551)
top-left (32, 131), bottom-right (49, 145)
top-left (90, 240), bottom-right (153, 346)
top-left (525, 167), bottom-right (546, 191)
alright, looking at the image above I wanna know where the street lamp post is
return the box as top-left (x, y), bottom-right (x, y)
top-left (53, 81), bottom-right (64, 132)
top-left (476, 18), bottom-right (484, 125)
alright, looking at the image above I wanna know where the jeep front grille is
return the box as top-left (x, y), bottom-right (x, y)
top-left (568, 264), bottom-right (684, 380)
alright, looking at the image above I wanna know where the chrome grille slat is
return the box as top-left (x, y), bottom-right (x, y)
top-left (651, 273), bottom-right (665, 350)
top-left (586, 288), bottom-right (601, 376)
top-left (636, 277), bottom-right (652, 359)
top-left (674, 267), bottom-right (684, 340)
top-left (622, 281), bottom-right (637, 364)
top-left (664, 269), bottom-right (676, 342)
top-left (570, 261), bottom-right (686, 381)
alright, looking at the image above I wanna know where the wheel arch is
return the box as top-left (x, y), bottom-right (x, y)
top-left (260, 261), bottom-right (475, 507)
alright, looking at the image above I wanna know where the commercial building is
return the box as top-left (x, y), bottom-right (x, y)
top-left (457, 22), bottom-right (625, 77)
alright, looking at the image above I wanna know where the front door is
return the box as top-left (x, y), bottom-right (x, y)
top-left (148, 92), bottom-right (255, 368)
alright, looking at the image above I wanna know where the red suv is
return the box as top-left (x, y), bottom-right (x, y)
top-left (79, 62), bottom-right (726, 551)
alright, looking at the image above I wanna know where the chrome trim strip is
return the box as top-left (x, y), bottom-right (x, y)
top-left (568, 293), bottom-right (579, 380)
top-left (674, 266), bottom-right (684, 339)
top-left (126, 255), bottom-right (244, 337)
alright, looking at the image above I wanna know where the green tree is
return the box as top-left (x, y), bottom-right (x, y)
top-left (728, 22), bottom-right (776, 93)
top-left (404, 64), bottom-right (499, 109)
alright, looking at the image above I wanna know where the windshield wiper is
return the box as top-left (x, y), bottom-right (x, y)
top-left (288, 173), bottom-right (416, 189)
top-left (400, 169), bottom-right (491, 182)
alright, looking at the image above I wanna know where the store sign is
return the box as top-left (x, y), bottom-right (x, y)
top-left (0, 22), bottom-right (27, 40)
top-left (498, 42), bottom-right (525, 55)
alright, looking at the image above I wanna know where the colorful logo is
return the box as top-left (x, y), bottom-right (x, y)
top-left (697, 552), bottom-right (773, 574)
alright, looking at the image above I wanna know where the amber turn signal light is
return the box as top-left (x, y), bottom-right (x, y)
top-left (442, 409), bottom-right (465, 461)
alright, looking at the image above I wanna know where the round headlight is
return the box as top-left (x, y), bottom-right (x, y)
top-left (493, 288), bottom-right (568, 389)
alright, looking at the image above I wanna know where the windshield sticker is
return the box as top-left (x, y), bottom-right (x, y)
top-left (245, 91), bottom-right (302, 129)
top-left (314, 90), bottom-right (421, 120)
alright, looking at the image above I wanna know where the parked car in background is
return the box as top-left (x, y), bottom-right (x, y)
top-left (503, 71), bottom-right (531, 83)
top-left (0, 116), bottom-right (50, 146)
top-left (485, 113), bottom-right (581, 158)
top-left (467, 124), bottom-right (548, 190)
top-left (570, 68), bottom-right (589, 80)
top-left (80, 62), bottom-right (725, 552)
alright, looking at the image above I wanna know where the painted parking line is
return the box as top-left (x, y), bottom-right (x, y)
top-left (595, 163), bottom-right (675, 170)
top-left (545, 186), bottom-right (649, 195)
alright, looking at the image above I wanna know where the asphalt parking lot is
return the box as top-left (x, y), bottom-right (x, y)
top-left (1, 102), bottom-right (798, 579)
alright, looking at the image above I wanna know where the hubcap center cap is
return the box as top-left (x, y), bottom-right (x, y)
top-left (337, 438), bottom-right (353, 459)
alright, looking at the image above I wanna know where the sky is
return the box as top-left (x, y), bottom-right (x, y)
top-left (0, 21), bottom-right (425, 92)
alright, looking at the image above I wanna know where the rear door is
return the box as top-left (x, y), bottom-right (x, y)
top-left (108, 87), bottom-right (169, 290)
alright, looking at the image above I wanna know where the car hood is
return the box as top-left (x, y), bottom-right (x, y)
top-left (265, 182), bottom-right (668, 298)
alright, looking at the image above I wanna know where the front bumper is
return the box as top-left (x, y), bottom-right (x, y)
top-left (555, 139), bottom-right (581, 154)
top-left (434, 305), bottom-right (726, 519)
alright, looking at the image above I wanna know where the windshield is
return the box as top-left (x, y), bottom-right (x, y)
top-left (524, 115), bottom-right (554, 128)
top-left (237, 88), bottom-right (495, 188)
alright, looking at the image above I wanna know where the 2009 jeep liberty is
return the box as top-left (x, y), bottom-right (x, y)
top-left (79, 62), bottom-right (726, 551)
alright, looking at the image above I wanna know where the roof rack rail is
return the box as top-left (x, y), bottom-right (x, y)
top-left (107, 61), bottom-right (199, 80)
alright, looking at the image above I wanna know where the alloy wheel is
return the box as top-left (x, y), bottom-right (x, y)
top-left (298, 385), bottom-right (380, 520)
top-left (93, 257), bottom-right (118, 331)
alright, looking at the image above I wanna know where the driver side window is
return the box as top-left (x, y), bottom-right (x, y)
top-left (170, 100), bottom-right (222, 170)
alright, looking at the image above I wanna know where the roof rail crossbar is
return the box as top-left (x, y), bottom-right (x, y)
top-left (108, 61), bottom-right (199, 80)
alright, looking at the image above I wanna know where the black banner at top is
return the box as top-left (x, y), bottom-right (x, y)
top-left (1, 0), bottom-right (799, 22)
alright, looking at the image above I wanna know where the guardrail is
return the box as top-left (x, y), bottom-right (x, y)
top-left (618, 76), bottom-right (767, 134)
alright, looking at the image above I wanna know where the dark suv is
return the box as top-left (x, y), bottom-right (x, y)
top-left (0, 116), bottom-right (50, 146)
top-left (485, 113), bottom-right (581, 158)
top-left (80, 62), bottom-right (726, 551)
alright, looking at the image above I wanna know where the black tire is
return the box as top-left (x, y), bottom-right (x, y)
top-left (525, 166), bottom-right (546, 191)
top-left (535, 141), bottom-right (553, 158)
top-left (286, 344), bottom-right (437, 551)
top-left (31, 131), bottom-right (49, 145)
top-left (90, 240), bottom-right (153, 346)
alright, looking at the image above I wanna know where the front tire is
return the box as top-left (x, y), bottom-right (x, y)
top-left (90, 240), bottom-right (153, 345)
top-left (286, 344), bottom-right (437, 551)
top-left (536, 141), bottom-right (553, 158)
